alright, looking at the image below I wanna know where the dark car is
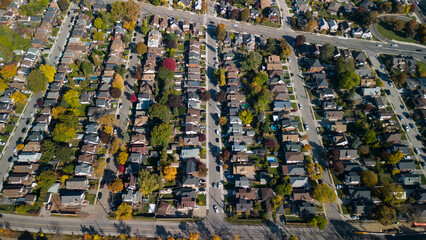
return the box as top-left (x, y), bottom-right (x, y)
top-left (98, 192), bottom-right (102, 200)
top-left (21, 127), bottom-right (26, 133)
top-left (216, 138), bottom-right (219, 142)
top-left (216, 166), bottom-right (220, 172)
top-left (100, 181), bottom-right (105, 188)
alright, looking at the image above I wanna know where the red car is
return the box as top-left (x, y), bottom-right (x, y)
top-left (100, 181), bottom-right (105, 188)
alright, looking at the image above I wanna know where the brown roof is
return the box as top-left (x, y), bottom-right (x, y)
top-left (22, 142), bottom-right (41, 152)
top-left (292, 189), bottom-right (313, 201)
top-left (285, 152), bottom-right (304, 163)
top-left (331, 122), bottom-right (347, 133)
top-left (156, 201), bottom-right (170, 216)
top-left (236, 188), bottom-right (257, 200)
top-left (325, 111), bottom-right (344, 120)
top-left (2, 186), bottom-right (27, 198)
top-left (282, 133), bottom-right (299, 142)
top-left (383, 133), bottom-right (402, 144)
top-left (266, 55), bottom-right (280, 63)
top-left (232, 152), bottom-right (248, 163)
top-left (81, 144), bottom-right (99, 154)
top-left (78, 153), bottom-right (96, 164)
top-left (178, 197), bottom-right (196, 209)
top-left (260, 188), bottom-right (273, 201)
top-left (134, 116), bottom-right (149, 126)
top-left (187, 109), bottom-right (201, 117)
top-left (13, 164), bottom-right (39, 174)
top-left (233, 164), bottom-right (255, 177)
top-left (131, 134), bottom-right (147, 144)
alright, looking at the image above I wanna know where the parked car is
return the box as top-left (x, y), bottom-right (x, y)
top-left (199, 179), bottom-right (206, 184)
top-left (299, 104), bottom-right (303, 109)
top-left (217, 182), bottom-right (221, 189)
top-left (0, 142), bottom-right (5, 146)
top-left (100, 181), bottom-right (105, 188)
top-left (376, 44), bottom-right (382, 47)
top-left (304, 124), bottom-right (309, 131)
top-left (213, 205), bottom-right (219, 213)
top-left (404, 125), bottom-right (409, 131)
top-left (410, 123), bottom-right (416, 129)
top-left (391, 44), bottom-right (398, 47)
top-left (414, 148), bottom-right (419, 154)
top-left (13, 147), bottom-right (17, 153)
top-left (398, 115), bottom-right (403, 120)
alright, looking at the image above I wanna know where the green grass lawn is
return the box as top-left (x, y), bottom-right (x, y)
top-left (417, 61), bottom-right (426, 77)
top-left (376, 21), bottom-right (418, 44)
top-left (85, 193), bottom-right (96, 204)
top-left (291, 102), bottom-right (298, 110)
top-left (294, 116), bottom-right (303, 130)
top-left (197, 194), bottom-right (206, 206)
top-left (289, 95), bottom-right (296, 100)
top-left (282, 66), bottom-right (288, 70)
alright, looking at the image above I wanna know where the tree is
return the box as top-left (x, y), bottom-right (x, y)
top-left (393, 19), bottom-right (405, 32)
top-left (27, 70), bottom-right (48, 93)
top-left (62, 164), bottom-right (75, 174)
top-left (110, 137), bottom-right (121, 155)
top-left (165, 38), bottom-right (177, 49)
top-left (278, 38), bottom-right (291, 60)
top-left (135, 42), bottom-right (147, 55)
top-left (385, 150), bottom-right (403, 165)
top-left (289, 236), bottom-right (299, 240)
top-left (112, 74), bottom-right (124, 91)
top-left (57, 0), bottom-right (70, 12)
top-left (313, 184), bottom-right (336, 204)
top-left (339, 71), bottom-right (360, 90)
top-left (117, 150), bottom-right (128, 165)
top-left (138, 169), bottom-right (162, 197)
top-left (197, 160), bottom-right (208, 177)
top-left (52, 123), bottom-right (77, 142)
top-left (150, 123), bottom-right (172, 147)
top-left (392, 72), bottom-right (406, 87)
top-left (15, 205), bottom-right (27, 214)
top-left (378, 182), bottom-right (405, 205)
top-left (130, 94), bottom-right (137, 103)
top-left (0, 78), bottom-right (8, 92)
top-left (40, 139), bottom-right (57, 163)
top-left (109, 178), bottom-right (124, 193)
top-left (363, 129), bottom-right (377, 145)
top-left (198, 133), bottom-right (206, 142)
top-left (216, 23), bottom-right (226, 42)
top-left (276, 182), bottom-right (293, 196)
top-left (335, 56), bottom-right (355, 75)
top-left (295, 35), bottom-right (306, 48)
top-left (167, 94), bottom-right (182, 108)
top-left (10, 91), bottom-right (27, 104)
top-left (163, 58), bottom-right (177, 72)
top-left (264, 38), bottom-right (276, 54)
top-left (164, 165), bottom-right (177, 181)
top-left (241, 51), bottom-right (263, 71)
top-left (265, 137), bottom-right (279, 152)
top-left (110, 87), bottom-right (122, 98)
top-left (39, 64), bottom-right (56, 82)
top-left (212, 235), bottom-right (221, 240)
top-left (199, 90), bottom-right (211, 102)
top-left (309, 215), bottom-right (328, 230)
top-left (115, 203), bottom-right (133, 221)
top-left (36, 170), bottom-right (57, 190)
top-left (201, 0), bottom-right (208, 13)
top-left (239, 110), bottom-right (253, 126)
top-left (0, 63), bottom-right (17, 80)
top-left (305, 19), bottom-right (318, 32)
top-left (219, 116), bottom-right (227, 125)
top-left (157, 67), bottom-right (174, 91)
top-left (0, 0), bottom-right (12, 10)
top-left (253, 71), bottom-right (268, 86)
top-left (216, 91), bottom-right (226, 103)
top-left (149, 103), bottom-right (172, 123)
top-left (319, 43), bottom-right (335, 64)
top-left (405, 19), bottom-right (418, 38)
top-left (93, 31), bottom-right (105, 41)
top-left (141, 18), bottom-right (150, 35)
top-left (361, 170), bottom-right (378, 187)
top-left (93, 159), bottom-right (108, 178)
top-left (62, 90), bottom-right (81, 109)
top-left (94, 17), bottom-right (106, 30)
top-left (240, 8), bottom-right (250, 21)
top-left (331, 160), bottom-right (344, 175)
top-left (374, 204), bottom-right (396, 226)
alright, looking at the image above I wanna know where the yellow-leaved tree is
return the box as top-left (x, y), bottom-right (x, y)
top-left (117, 150), bottom-right (128, 165)
top-left (112, 74), bottom-right (124, 91)
top-left (115, 203), bottom-right (133, 221)
top-left (39, 64), bottom-right (56, 82)
top-left (110, 137), bottom-right (121, 155)
top-left (10, 91), bottom-right (27, 104)
top-left (52, 106), bottom-right (67, 119)
top-left (108, 178), bottom-right (124, 193)
top-left (163, 165), bottom-right (177, 182)
top-left (0, 63), bottom-right (18, 80)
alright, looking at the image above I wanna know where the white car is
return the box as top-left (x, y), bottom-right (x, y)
top-left (376, 44), bottom-right (382, 47)
top-left (233, 24), bottom-right (238, 27)
top-left (299, 104), bottom-right (303, 109)
top-left (391, 44), bottom-right (398, 47)
top-left (0, 142), bottom-right (5, 146)
top-left (13, 147), bottom-right (17, 153)
top-left (213, 205), bottom-right (219, 213)
top-left (304, 124), bottom-right (309, 131)
top-left (217, 182), bottom-right (221, 189)
top-left (216, 129), bottom-right (220, 135)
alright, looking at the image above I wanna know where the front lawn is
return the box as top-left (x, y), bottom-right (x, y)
top-left (376, 21), bottom-right (418, 44)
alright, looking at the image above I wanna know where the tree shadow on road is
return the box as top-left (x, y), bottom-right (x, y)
top-left (80, 225), bottom-right (99, 235)
top-left (113, 220), bottom-right (131, 235)
top-left (155, 225), bottom-right (168, 239)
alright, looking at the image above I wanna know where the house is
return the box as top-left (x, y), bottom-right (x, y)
top-left (392, 144), bottom-right (411, 155)
top-left (349, 188), bottom-right (371, 200)
top-left (2, 186), bottom-right (27, 199)
top-left (273, 101), bottom-right (292, 111)
top-left (74, 163), bottom-right (93, 177)
top-left (398, 160), bottom-right (416, 172)
top-left (290, 176), bottom-right (309, 188)
top-left (236, 188), bottom-right (257, 200)
top-left (292, 189), bottom-right (313, 201)
top-left (285, 152), bottom-right (304, 164)
top-left (334, 134), bottom-right (349, 146)
top-left (400, 174), bottom-right (421, 186)
top-left (340, 21), bottom-right (351, 33)
top-left (339, 148), bottom-right (358, 160)
top-left (184, 158), bottom-right (198, 175)
top-left (66, 177), bottom-right (88, 190)
top-left (233, 164), bottom-right (255, 178)
top-left (235, 176), bottom-right (250, 188)
top-left (268, 7), bottom-right (279, 22)
top-left (307, 59), bottom-right (324, 73)
top-left (177, 0), bottom-right (192, 9)
top-left (156, 201), bottom-right (171, 216)
top-left (7, 174), bottom-right (32, 185)
top-left (378, 109), bottom-right (393, 121)
top-left (282, 165), bottom-right (305, 175)
top-left (235, 199), bottom-right (253, 212)
top-left (325, 110), bottom-right (344, 121)
top-left (296, 201), bottom-right (316, 216)
top-left (17, 153), bottom-right (42, 163)
top-left (328, 1), bottom-right (340, 15)
top-left (181, 175), bottom-right (199, 188)
top-left (319, 88), bottom-right (336, 99)
top-left (344, 3), bottom-right (354, 13)
top-left (353, 51), bottom-right (368, 66)
top-left (362, 28), bottom-right (371, 38)
top-left (177, 197), bottom-right (196, 210)
top-left (313, 73), bottom-right (328, 89)
top-left (322, 101), bottom-right (336, 110)
top-left (244, 34), bottom-right (256, 51)
top-left (13, 163), bottom-right (39, 174)
top-left (330, 122), bottom-right (347, 133)
top-left (131, 134), bottom-right (147, 145)
top-left (285, 142), bottom-right (302, 152)
top-left (352, 27), bottom-right (363, 38)
top-left (383, 133), bottom-right (402, 144)
top-left (318, 18), bottom-right (329, 31)
top-left (345, 172), bottom-right (361, 185)
top-left (128, 153), bottom-right (146, 164)
top-left (122, 191), bottom-right (142, 206)
top-left (328, 20), bottom-right (338, 32)
top-left (282, 132), bottom-right (300, 142)
top-left (61, 191), bottom-right (85, 205)
top-left (260, 0), bottom-right (270, 9)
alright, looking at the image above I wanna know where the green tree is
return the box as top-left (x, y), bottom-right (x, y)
top-left (405, 19), bottom-right (418, 38)
top-left (253, 71), bottom-right (268, 86)
top-left (378, 182), bottom-right (405, 205)
top-left (0, 0), bottom-right (12, 10)
top-left (313, 183), bottom-right (336, 204)
top-left (52, 123), bottom-right (77, 142)
top-left (81, 62), bottom-right (93, 77)
top-left (239, 110), bottom-right (253, 126)
top-left (62, 90), bottom-right (81, 109)
top-left (62, 164), bottom-right (75, 174)
top-left (385, 151), bottom-right (403, 165)
top-left (36, 170), bottom-right (57, 190)
top-left (56, 146), bottom-right (74, 163)
top-left (157, 66), bottom-right (174, 92)
top-left (240, 8), bottom-right (250, 21)
top-left (374, 204), bottom-right (396, 226)
top-left (216, 23), bottom-right (226, 42)
top-left (141, 18), bottom-right (150, 35)
top-left (319, 43), bottom-right (335, 64)
top-left (335, 56), bottom-right (355, 75)
top-left (94, 17), bottom-right (106, 30)
top-left (15, 205), bottom-right (28, 214)
top-left (150, 123), bottom-right (172, 147)
top-left (339, 71), bottom-right (360, 90)
top-left (149, 103), bottom-right (172, 123)
top-left (363, 130), bottom-right (377, 145)
top-left (57, 0), bottom-right (70, 12)
top-left (115, 203), bottom-right (133, 221)
top-left (361, 170), bottom-right (378, 187)
top-left (136, 42), bottom-right (147, 55)
top-left (93, 31), bottom-right (104, 41)
top-left (40, 139), bottom-right (57, 163)
top-left (275, 182), bottom-right (293, 196)
top-left (138, 169), bottom-right (162, 197)
top-left (241, 51), bottom-right (263, 71)
top-left (26, 70), bottom-right (48, 93)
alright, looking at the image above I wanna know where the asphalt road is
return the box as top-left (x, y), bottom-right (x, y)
top-left (368, 53), bottom-right (426, 165)
top-left (205, 24), bottom-right (224, 222)
top-left (287, 51), bottom-right (342, 221)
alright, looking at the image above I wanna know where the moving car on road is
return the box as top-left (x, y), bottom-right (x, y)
top-left (304, 124), bottom-right (309, 131)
